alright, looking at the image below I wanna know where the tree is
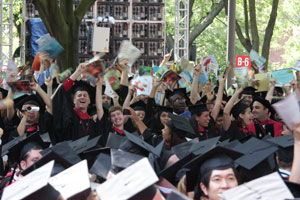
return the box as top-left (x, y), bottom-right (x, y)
top-left (224, 0), bottom-right (279, 67)
top-left (33, 0), bottom-right (96, 71)
top-left (166, 0), bottom-right (225, 55)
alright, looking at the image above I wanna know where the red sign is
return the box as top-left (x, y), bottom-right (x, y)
top-left (235, 55), bottom-right (251, 69)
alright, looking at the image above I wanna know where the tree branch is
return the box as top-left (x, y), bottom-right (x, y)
top-left (74, 0), bottom-right (96, 23)
top-left (236, 20), bottom-right (252, 52)
top-left (262, 0), bottom-right (279, 67)
top-left (248, 0), bottom-right (259, 52)
top-left (243, 0), bottom-right (250, 39)
top-left (189, 0), bottom-right (224, 46)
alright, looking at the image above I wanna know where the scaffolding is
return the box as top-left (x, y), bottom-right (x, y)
top-left (174, 0), bottom-right (189, 62)
top-left (0, 0), bottom-right (14, 68)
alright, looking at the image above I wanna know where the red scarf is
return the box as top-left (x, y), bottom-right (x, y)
top-left (26, 124), bottom-right (38, 132)
top-left (198, 126), bottom-right (205, 132)
top-left (73, 107), bottom-right (91, 120)
top-left (237, 126), bottom-right (250, 135)
top-left (112, 126), bottom-right (125, 135)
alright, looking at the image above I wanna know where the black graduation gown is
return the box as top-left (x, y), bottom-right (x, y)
top-left (52, 84), bottom-right (105, 143)
top-left (196, 116), bottom-right (217, 141)
top-left (222, 121), bottom-right (255, 141)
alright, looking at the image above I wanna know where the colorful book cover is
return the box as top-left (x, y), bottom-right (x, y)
top-left (250, 49), bottom-right (266, 72)
top-left (201, 54), bottom-right (219, 80)
top-left (162, 70), bottom-right (181, 90)
top-left (234, 66), bottom-right (249, 87)
top-left (37, 34), bottom-right (64, 58)
top-left (254, 73), bottom-right (270, 92)
top-left (138, 66), bottom-right (152, 76)
top-left (131, 75), bottom-right (153, 96)
top-left (154, 91), bottom-right (164, 104)
top-left (86, 59), bottom-right (105, 85)
top-left (104, 80), bottom-right (116, 99)
top-left (155, 66), bottom-right (169, 80)
top-left (178, 70), bottom-right (193, 93)
top-left (104, 70), bottom-right (120, 90)
top-left (271, 68), bottom-right (294, 86)
top-left (7, 80), bottom-right (32, 94)
top-left (118, 40), bottom-right (141, 67)
top-left (6, 60), bottom-right (18, 82)
top-left (152, 65), bottom-right (159, 75)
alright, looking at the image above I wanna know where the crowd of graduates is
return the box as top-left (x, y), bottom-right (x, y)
top-left (0, 51), bottom-right (299, 200)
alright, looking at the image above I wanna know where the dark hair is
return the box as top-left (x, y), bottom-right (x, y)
top-left (20, 142), bottom-right (42, 163)
top-left (150, 111), bottom-right (168, 134)
top-left (232, 102), bottom-right (249, 127)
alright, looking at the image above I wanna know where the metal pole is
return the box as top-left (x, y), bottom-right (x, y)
top-left (226, 0), bottom-right (236, 88)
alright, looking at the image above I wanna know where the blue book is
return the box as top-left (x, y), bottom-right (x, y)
top-left (37, 34), bottom-right (64, 58)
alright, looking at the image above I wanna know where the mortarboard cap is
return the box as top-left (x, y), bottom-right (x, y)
top-left (155, 105), bottom-right (173, 113)
top-left (124, 131), bottom-right (164, 157)
top-left (111, 149), bottom-right (144, 173)
top-left (21, 142), bottom-right (81, 176)
top-left (72, 80), bottom-right (96, 104)
top-left (188, 103), bottom-right (208, 116)
top-left (233, 137), bottom-right (278, 170)
top-left (166, 114), bottom-right (195, 138)
top-left (2, 134), bottom-right (27, 157)
top-left (241, 86), bottom-right (256, 95)
top-left (184, 146), bottom-right (243, 192)
top-left (130, 100), bottom-right (146, 111)
top-left (68, 135), bottom-right (89, 150)
top-left (80, 147), bottom-right (110, 168)
top-left (266, 135), bottom-right (294, 163)
top-left (171, 138), bottom-right (199, 159)
top-left (95, 158), bottom-right (159, 200)
top-left (70, 136), bottom-right (101, 154)
top-left (7, 133), bottom-right (48, 164)
top-left (159, 153), bottom-right (194, 186)
top-left (219, 172), bottom-right (294, 200)
top-left (106, 132), bottom-right (127, 149)
top-left (231, 100), bottom-right (249, 119)
top-left (189, 136), bottom-right (220, 155)
top-left (49, 160), bottom-right (91, 200)
top-left (165, 88), bottom-right (188, 101)
top-left (2, 161), bottom-right (60, 200)
top-left (167, 189), bottom-right (192, 200)
top-left (90, 148), bottom-right (111, 182)
top-left (284, 180), bottom-right (300, 197)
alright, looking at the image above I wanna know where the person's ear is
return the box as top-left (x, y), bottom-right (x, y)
top-left (200, 182), bottom-right (208, 196)
top-left (20, 160), bottom-right (27, 171)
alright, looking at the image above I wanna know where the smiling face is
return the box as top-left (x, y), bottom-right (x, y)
top-left (241, 94), bottom-right (253, 106)
top-left (73, 90), bottom-right (90, 111)
top-left (196, 111), bottom-right (210, 128)
top-left (252, 101), bottom-right (268, 121)
top-left (110, 110), bottom-right (125, 128)
top-left (170, 94), bottom-right (186, 114)
top-left (239, 107), bottom-right (253, 126)
top-left (200, 168), bottom-right (238, 200)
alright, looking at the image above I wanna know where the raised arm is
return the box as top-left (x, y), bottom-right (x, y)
top-left (149, 78), bottom-right (162, 99)
top-left (30, 82), bottom-right (53, 115)
top-left (223, 88), bottom-right (244, 131)
top-left (190, 63), bottom-right (201, 104)
top-left (126, 107), bottom-right (147, 134)
top-left (96, 76), bottom-right (104, 120)
top-left (265, 78), bottom-right (275, 103)
top-left (159, 53), bottom-right (171, 67)
top-left (6, 88), bottom-right (15, 121)
top-left (211, 75), bottom-right (226, 121)
top-left (290, 121), bottom-right (300, 183)
top-left (123, 85), bottom-right (135, 110)
top-left (118, 58), bottom-right (129, 87)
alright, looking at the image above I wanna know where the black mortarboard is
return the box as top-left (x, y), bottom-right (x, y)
top-left (171, 138), bottom-right (199, 159)
top-left (188, 103), bottom-right (208, 116)
top-left (166, 114), bottom-right (195, 138)
top-left (2, 134), bottom-right (27, 157)
top-left (8, 133), bottom-right (48, 164)
top-left (155, 105), bottom-right (173, 113)
top-left (165, 88), bottom-right (189, 101)
top-left (285, 180), bottom-right (300, 197)
top-left (0, 88), bottom-right (8, 98)
top-left (130, 100), bottom-right (146, 111)
top-left (159, 153), bottom-right (195, 186)
top-left (231, 100), bottom-right (249, 119)
top-left (22, 141), bottom-right (81, 176)
top-left (15, 94), bottom-right (45, 113)
top-left (111, 149), bottom-right (144, 173)
top-left (274, 86), bottom-right (284, 96)
top-left (189, 136), bottom-right (220, 155)
top-left (184, 146), bottom-right (243, 192)
top-left (266, 135), bottom-right (294, 163)
top-left (89, 148), bottom-right (111, 183)
top-left (123, 131), bottom-right (163, 157)
top-left (81, 147), bottom-right (110, 168)
top-left (253, 96), bottom-right (275, 114)
top-left (167, 189), bottom-right (191, 200)
top-left (233, 137), bottom-right (278, 170)
top-left (71, 135), bottom-right (101, 154)
top-left (106, 132), bottom-right (127, 149)
top-left (241, 86), bottom-right (256, 95)
top-left (68, 135), bottom-right (89, 150)
top-left (71, 80), bottom-right (96, 104)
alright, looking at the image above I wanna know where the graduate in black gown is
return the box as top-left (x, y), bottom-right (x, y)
top-left (52, 63), bottom-right (105, 143)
